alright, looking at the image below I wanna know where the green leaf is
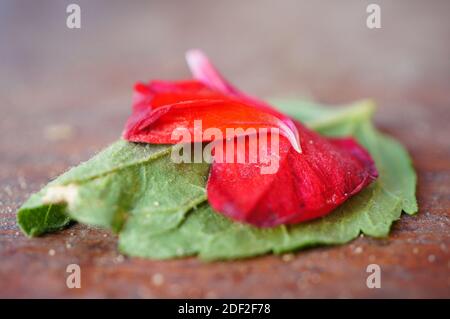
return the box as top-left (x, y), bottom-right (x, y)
top-left (17, 203), bottom-right (70, 237)
top-left (18, 140), bottom-right (209, 235)
top-left (17, 99), bottom-right (417, 260)
top-left (119, 100), bottom-right (416, 260)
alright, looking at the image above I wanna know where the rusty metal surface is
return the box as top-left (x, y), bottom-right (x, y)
top-left (0, 0), bottom-right (449, 298)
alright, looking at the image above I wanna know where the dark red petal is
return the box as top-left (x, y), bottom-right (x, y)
top-left (206, 121), bottom-right (378, 227)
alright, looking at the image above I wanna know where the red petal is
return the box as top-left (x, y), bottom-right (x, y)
top-left (123, 79), bottom-right (301, 151)
top-left (186, 50), bottom-right (301, 151)
top-left (186, 49), bottom-right (241, 96)
top-left (206, 121), bottom-right (378, 227)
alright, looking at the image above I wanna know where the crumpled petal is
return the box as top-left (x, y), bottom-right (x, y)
top-left (207, 121), bottom-right (378, 227)
top-left (123, 52), bottom-right (301, 152)
top-left (186, 49), bottom-right (301, 152)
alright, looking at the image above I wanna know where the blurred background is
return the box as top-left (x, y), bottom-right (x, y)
top-left (0, 0), bottom-right (449, 298)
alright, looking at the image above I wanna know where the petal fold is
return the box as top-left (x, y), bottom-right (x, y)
top-left (124, 78), bottom-right (300, 150)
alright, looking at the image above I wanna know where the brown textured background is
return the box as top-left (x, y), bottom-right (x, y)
top-left (0, 0), bottom-right (449, 298)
